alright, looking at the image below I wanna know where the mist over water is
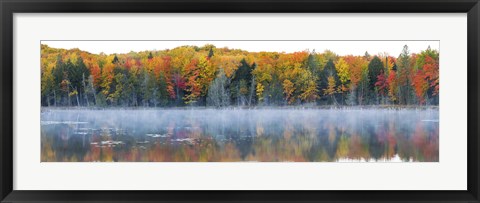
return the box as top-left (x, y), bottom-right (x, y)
top-left (41, 108), bottom-right (439, 162)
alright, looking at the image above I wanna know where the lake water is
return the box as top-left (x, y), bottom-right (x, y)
top-left (41, 108), bottom-right (439, 162)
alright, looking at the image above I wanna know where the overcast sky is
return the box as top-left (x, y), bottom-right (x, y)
top-left (41, 41), bottom-right (439, 57)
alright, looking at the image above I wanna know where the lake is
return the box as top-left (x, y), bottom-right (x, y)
top-left (40, 108), bottom-right (439, 162)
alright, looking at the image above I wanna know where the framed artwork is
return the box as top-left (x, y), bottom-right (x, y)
top-left (1, 0), bottom-right (479, 202)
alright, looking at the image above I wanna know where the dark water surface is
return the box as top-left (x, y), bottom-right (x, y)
top-left (41, 108), bottom-right (439, 162)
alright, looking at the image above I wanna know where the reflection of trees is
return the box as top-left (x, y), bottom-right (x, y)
top-left (335, 134), bottom-right (349, 159)
top-left (41, 110), bottom-right (439, 162)
top-left (369, 123), bottom-right (386, 160)
top-left (41, 132), bottom-right (56, 161)
top-left (41, 124), bottom-right (90, 161)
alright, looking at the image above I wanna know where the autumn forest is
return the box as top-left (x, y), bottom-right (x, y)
top-left (41, 44), bottom-right (439, 108)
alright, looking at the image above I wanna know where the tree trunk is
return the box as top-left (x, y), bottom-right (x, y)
top-left (82, 73), bottom-right (90, 107)
top-left (248, 76), bottom-right (256, 106)
top-left (67, 86), bottom-right (71, 106)
top-left (53, 89), bottom-right (56, 107)
top-left (76, 87), bottom-right (80, 107)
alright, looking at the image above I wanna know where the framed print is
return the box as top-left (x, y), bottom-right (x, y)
top-left (1, 0), bottom-right (479, 202)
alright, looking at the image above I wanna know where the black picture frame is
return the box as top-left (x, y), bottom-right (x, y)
top-left (1, 0), bottom-right (479, 202)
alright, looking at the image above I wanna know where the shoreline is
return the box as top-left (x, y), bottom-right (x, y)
top-left (41, 105), bottom-right (439, 111)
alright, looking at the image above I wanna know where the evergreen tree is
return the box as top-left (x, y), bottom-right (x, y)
top-left (230, 59), bottom-right (253, 105)
top-left (52, 55), bottom-right (65, 106)
top-left (208, 47), bottom-right (214, 59)
top-left (396, 45), bottom-right (414, 105)
top-left (307, 51), bottom-right (319, 75)
top-left (112, 54), bottom-right (119, 64)
top-left (320, 59), bottom-right (339, 104)
top-left (368, 56), bottom-right (384, 103)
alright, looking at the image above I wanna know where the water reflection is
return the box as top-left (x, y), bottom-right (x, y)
top-left (41, 109), bottom-right (439, 162)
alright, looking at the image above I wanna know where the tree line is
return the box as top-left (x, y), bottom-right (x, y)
top-left (41, 44), bottom-right (439, 107)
